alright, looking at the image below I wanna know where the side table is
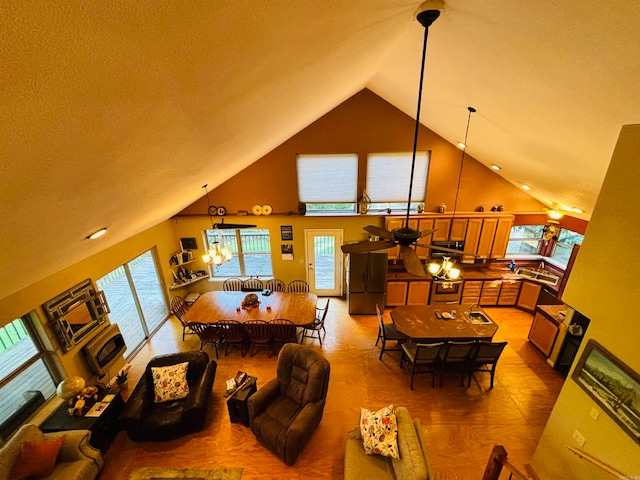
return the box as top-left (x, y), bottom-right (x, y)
top-left (40, 392), bottom-right (124, 451)
top-left (226, 376), bottom-right (257, 427)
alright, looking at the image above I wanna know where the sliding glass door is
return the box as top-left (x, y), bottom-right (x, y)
top-left (97, 248), bottom-right (168, 359)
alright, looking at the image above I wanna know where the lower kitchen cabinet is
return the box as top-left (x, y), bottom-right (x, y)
top-left (529, 310), bottom-right (559, 357)
top-left (479, 280), bottom-right (501, 305)
top-left (406, 281), bottom-right (431, 305)
top-left (498, 280), bottom-right (521, 305)
top-left (517, 281), bottom-right (541, 311)
top-left (386, 281), bottom-right (408, 306)
top-left (461, 280), bottom-right (482, 306)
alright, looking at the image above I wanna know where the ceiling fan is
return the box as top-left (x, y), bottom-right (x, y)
top-left (202, 184), bottom-right (256, 230)
top-left (340, 1), bottom-right (474, 278)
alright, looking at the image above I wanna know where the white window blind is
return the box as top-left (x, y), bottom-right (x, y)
top-left (366, 152), bottom-right (429, 202)
top-left (297, 154), bottom-right (358, 203)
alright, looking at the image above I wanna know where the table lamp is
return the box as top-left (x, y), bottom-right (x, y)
top-left (56, 375), bottom-right (85, 400)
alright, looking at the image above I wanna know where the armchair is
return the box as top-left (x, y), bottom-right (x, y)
top-left (248, 343), bottom-right (330, 466)
top-left (119, 351), bottom-right (216, 442)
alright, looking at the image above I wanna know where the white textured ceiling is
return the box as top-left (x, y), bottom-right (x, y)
top-left (1, 1), bottom-right (639, 301)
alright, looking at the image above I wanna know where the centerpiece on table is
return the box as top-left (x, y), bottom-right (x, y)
top-left (241, 293), bottom-right (260, 310)
top-left (67, 385), bottom-right (100, 416)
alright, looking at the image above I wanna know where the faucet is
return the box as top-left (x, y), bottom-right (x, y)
top-left (468, 303), bottom-right (479, 314)
top-left (539, 261), bottom-right (545, 271)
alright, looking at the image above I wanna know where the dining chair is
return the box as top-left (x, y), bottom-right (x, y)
top-left (467, 341), bottom-right (508, 389)
top-left (269, 319), bottom-right (298, 355)
top-left (439, 341), bottom-right (476, 387)
top-left (170, 295), bottom-right (191, 341)
top-left (302, 298), bottom-right (330, 346)
top-left (287, 280), bottom-right (310, 293)
top-left (376, 303), bottom-right (407, 360)
top-left (400, 342), bottom-right (445, 389)
top-left (242, 278), bottom-right (264, 292)
top-left (244, 320), bottom-right (273, 357)
top-left (216, 319), bottom-right (249, 357)
top-left (187, 321), bottom-right (224, 359)
top-left (223, 278), bottom-right (243, 291)
top-left (265, 278), bottom-right (286, 292)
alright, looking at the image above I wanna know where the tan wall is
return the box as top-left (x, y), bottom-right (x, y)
top-left (532, 125), bottom-right (640, 478)
top-left (179, 89), bottom-right (545, 218)
top-left (0, 220), bottom-right (178, 379)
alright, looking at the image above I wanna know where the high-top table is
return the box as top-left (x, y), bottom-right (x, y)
top-left (183, 291), bottom-right (317, 326)
top-left (391, 305), bottom-right (498, 342)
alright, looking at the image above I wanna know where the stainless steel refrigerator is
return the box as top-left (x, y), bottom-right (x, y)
top-left (347, 251), bottom-right (388, 314)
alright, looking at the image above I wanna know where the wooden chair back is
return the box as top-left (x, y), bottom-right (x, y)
top-left (223, 278), bottom-right (243, 291)
top-left (287, 280), bottom-right (309, 293)
top-left (170, 296), bottom-right (188, 321)
top-left (266, 279), bottom-right (286, 292)
top-left (242, 278), bottom-right (264, 291)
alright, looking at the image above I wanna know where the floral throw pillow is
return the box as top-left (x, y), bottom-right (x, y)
top-left (360, 404), bottom-right (399, 458)
top-left (151, 362), bottom-right (190, 403)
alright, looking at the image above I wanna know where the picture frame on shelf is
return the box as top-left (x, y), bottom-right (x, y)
top-left (180, 238), bottom-right (197, 250)
top-left (572, 339), bottom-right (640, 444)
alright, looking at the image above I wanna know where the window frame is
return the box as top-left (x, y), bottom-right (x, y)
top-left (365, 152), bottom-right (430, 205)
top-left (205, 228), bottom-right (273, 278)
top-left (296, 154), bottom-right (358, 213)
top-left (506, 225), bottom-right (546, 255)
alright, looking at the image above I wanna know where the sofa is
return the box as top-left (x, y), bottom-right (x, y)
top-left (0, 424), bottom-right (103, 480)
top-left (344, 407), bottom-right (432, 480)
top-left (119, 351), bottom-right (217, 442)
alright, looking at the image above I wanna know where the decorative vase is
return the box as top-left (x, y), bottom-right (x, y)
top-left (358, 191), bottom-right (371, 214)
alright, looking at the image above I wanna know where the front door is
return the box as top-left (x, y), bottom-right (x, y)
top-left (305, 229), bottom-right (343, 296)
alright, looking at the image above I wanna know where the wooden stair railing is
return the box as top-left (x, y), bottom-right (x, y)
top-left (482, 445), bottom-right (536, 480)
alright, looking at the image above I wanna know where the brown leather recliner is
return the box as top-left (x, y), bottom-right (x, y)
top-left (247, 343), bottom-right (330, 466)
top-left (118, 351), bottom-right (216, 441)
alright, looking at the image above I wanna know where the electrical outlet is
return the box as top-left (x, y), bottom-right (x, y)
top-left (590, 407), bottom-right (600, 420)
top-left (573, 430), bottom-right (586, 447)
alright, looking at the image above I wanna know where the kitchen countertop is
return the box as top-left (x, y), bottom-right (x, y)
top-left (535, 304), bottom-right (567, 326)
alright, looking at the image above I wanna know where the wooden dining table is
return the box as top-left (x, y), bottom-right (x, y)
top-left (390, 304), bottom-right (498, 342)
top-left (183, 291), bottom-right (318, 326)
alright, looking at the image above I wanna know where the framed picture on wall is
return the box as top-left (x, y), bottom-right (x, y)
top-left (180, 238), bottom-right (197, 250)
top-left (281, 244), bottom-right (293, 260)
top-left (281, 225), bottom-right (293, 241)
top-left (572, 339), bottom-right (640, 444)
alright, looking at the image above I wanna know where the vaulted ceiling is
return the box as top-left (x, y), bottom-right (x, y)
top-left (2, 1), bottom-right (639, 300)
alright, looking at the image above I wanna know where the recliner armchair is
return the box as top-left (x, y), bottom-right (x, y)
top-left (119, 351), bottom-right (216, 442)
top-left (247, 343), bottom-right (330, 466)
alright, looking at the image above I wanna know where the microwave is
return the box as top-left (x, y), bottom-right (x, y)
top-left (430, 240), bottom-right (465, 259)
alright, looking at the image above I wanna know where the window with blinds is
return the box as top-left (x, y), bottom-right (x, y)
top-left (296, 154), bottom-right (357, 212)
top-left (366, 152), bottom-right (429, 208)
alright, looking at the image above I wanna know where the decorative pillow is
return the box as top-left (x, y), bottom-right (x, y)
top-left (151, 362), bottom-right (190, 403)
top-left (360, 405), bottom-right (399, 458)
top-left (9, 434), bottom-right (66, 480)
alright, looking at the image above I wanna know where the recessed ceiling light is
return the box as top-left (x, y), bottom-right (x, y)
top-left (87, 228), bottom-right (107, 240)
top-left (491, 164), bottom-right (501, 171)
top-left (521, 184), bottom-right (531, 191)
top-left (572, 207), bottom-right (584, 214)
top-left (457, 142), bottom-right (466, 149)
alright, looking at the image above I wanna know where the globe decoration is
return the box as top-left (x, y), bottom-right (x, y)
top-left (56, 375), bottom-right (85, 400)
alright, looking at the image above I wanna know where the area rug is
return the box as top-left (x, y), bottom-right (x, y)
top-left (128, 467), bottom-right (243, 480)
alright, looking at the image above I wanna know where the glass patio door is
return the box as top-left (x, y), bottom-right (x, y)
top-left (305, 230), bottom-right (343, 296)
top-left (97, 248), bottom-right (168, 359)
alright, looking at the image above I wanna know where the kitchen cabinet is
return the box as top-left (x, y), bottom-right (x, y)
top-left (385, 281), bottom-right (408, 306)
top-left (517, 281), bottom-right (541, 312)
top-left (476, 218), bottom-right (498, 259)
top-left (384, 218), bottom-right (417, 260)
top-left (498, 280), bottom-right (521, 305)
top-left (431, 218), bottom-right (467, 241)
top-left (479, 280), bottom-right (501, 306)
top-left (406, 281), bottom-right (431, 305)
top-left (491, 216), bottom-right (514, 258)
top-left (461, 280), bottom-right (482, 306)
top-left (462, 218), bottom-right (483, 263)
top-left (529, 311), bottom-right (559, 357)
top-left (415, 219), bottom-right (435, 259)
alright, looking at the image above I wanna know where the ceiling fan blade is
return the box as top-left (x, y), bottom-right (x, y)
top-left (419, 228), bottom-right (436, 238)
top-left (341, 240), bottom-right (396, 254)
top-left (414, 243), bottom-right (478, 257)
top-left (399, 245), bottom-right (426, 277)
top-left (363, 225), bottom-right (394, 241)
top-left (212, 222), bottom-right (257, 229)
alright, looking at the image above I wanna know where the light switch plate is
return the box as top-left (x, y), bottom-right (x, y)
top-left (590, 407), bottom-right (600, 420)
top-left (573, 430), bottom-right (586, 447)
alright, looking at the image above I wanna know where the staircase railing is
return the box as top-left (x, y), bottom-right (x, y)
top-left (482, 445), bottom-right (536, 480)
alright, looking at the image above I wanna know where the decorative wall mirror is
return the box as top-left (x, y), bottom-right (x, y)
top-left (42, 278), bottom-right (110, 352)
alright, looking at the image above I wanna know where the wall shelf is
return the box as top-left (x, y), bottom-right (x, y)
top-left (170, 275), bottom-right (209, 291)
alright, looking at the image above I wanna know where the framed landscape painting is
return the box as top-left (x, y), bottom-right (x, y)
top-left (572, 339), bottom-right (640, 444)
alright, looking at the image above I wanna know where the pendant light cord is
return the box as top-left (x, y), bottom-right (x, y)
top-left (448, 106), bottom-right (476, 241)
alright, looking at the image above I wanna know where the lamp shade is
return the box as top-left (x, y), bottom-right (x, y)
top-left (56, 375), bottom-right (85, 399)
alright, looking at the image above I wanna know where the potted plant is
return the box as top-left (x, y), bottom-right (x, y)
top-left (116, 370), bottom-right (128, 390)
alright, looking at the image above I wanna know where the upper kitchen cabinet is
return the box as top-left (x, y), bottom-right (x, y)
top-left (431, 218), bottom-right (468, 242)
top-left (475, 215), bottom-right (514, 260)
top-left (384, 218), bottom-right (418, 260)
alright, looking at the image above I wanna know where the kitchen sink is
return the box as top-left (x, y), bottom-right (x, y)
top-left (515, 267), bottom-right (559, 285)
top-left (464, 311), bottom-right (493, 324)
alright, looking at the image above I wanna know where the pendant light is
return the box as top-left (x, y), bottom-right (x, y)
top-left (201, 184), bottom-right (232, 266)
top-left (427, 106), bottom-right (476, 282)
